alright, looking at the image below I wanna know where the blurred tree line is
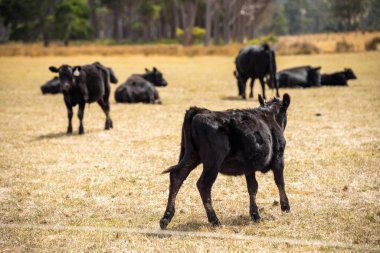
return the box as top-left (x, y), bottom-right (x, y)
top-left (0, 0), bottom-right (379, 46)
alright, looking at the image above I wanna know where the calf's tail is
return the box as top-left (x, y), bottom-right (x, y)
top-left (162, 107), bottom-right (202, 174)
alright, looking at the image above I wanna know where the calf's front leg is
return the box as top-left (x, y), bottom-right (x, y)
top-left (78, 102), bottom-right (86, 134)
top-left (65, 101), bottom-right (73, 134)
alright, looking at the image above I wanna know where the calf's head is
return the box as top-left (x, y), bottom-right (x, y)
top-left (259, 93), bottom-right (291, 131)
top-left (49, 65), bottom-right (81, 92)
top-left (344, 68), bottom-right (357, 80)
top-left (143, 67), bottom-right (168, 87)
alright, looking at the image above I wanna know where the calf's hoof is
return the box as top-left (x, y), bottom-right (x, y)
top-left (159, 218), bottom-right (170, 230)
top-left (67, 126), bottom-right (72, 134)
top-left (249, 93), bottom-right (253, 98)
top-left (210, 218), bottom-right (221, 227)
top-left (250, 213), bottom-right (261, 223)
top-left (105, 121), bottom-right (112, 130)
top-left (281, 203), bottom-right (290, 212)
top-left (79, 127), bottom-right (84, 135)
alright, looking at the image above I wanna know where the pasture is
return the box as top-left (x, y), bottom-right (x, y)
top-left (0, 52), bottom-right (379, 252)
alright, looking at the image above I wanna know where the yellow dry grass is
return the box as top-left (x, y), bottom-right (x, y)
top-left (0, 31), bottom-right (379, 57)
top-left (0, 52), bottom-right (379, 252)
top-left (278, 31), bottom-right (380, 53)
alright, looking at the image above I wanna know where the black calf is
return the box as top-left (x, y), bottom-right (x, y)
top-left (49, 62), bottom-right (113, 134)
top-left (160, 94), bottom-right (291, 229)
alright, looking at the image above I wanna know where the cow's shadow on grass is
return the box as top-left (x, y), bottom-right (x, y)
top-left (169, 215), bottom-right (254, 231)
top-left (32, 129), bottom-right (103, 141)
top-left (33, 132), bottom-right (69, 140)
top-left (221, 96), bottom-right (250, 101)
top-left (170, 221), bottom-right (210, 231)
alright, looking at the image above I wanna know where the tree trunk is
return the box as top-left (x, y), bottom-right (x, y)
top-left (43, 31), bottom-right (50, 48)
top-left (223, 0), bottom-right (231, 44)
top-left (113, 1), bottom-right (123, 42)
top-left (204, 0), bottom-right (213, 46)
top-left (170, 0), bottom-right (178, 39)
top-left (0, 23), bottom-right (10, 43)
top-left (181, 1), bottom-right (198, 46)
top-left (125, 0), bottom-right (133, 38)
top-left (88, 0), bottom-right (99, 38)
top-left (213, 11), bottom-right (220, 45)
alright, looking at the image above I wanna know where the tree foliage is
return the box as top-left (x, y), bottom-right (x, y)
top-left (0, 0), bottom-right (379, 46)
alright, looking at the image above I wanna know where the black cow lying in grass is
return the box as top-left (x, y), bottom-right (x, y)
top-left (277, 66), bottom-right (321, 88)
top-left (41, 77), bottom-right (61, 94)
top-left (41, 66), bottom-right (118, 95)
top-left (160, 94), bottom-right (291, 229)
top-left (114, 67), bottom-right (167, 104)
top-left (234, 43), bottom-right (279, 99)
top-left (321, 68), bottom-right (357, 86)
top-left (49, 62), bottom-right (113, 134)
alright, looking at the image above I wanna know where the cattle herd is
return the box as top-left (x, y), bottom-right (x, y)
top-left (41, 43), bottom-right (356, 229)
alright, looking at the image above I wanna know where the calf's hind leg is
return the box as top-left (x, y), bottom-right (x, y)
top-left (259, 77), bottom-right (266, 100)
top-left (97, 100), bottom-right (113, 129)
top-left (246, 173), bottom-right (260, 222)
top-left (197, 165), bottom-right (221, 226)
top-left (160, 160), bottom-right (199, 229)
top-left (273, 161), bottom-right (290, 212)
top-left (249, 79), bottom-right (254, 98)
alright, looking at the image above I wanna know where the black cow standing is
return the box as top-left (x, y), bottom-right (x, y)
top-left (277, 66), bottom-right (321, 88)
top-left (234, 44), bottom-right (279, 99)
top-left (160, 94), bottom-right (291, 229)
top-left (115, 67), bottom-right (168, 104)
top-left (321, 68), bottom-right (357, 86)
top-left (49, 62), bottom-right (113, 134)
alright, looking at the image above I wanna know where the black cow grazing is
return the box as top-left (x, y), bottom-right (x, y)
top-left (277, 66), bottom-right (321, 88)
top-left (160, 94), bottom-right (291, 229)
top-left (49, 62), bottom-right (113, 134)
top-left (41, 77), bottom-right (61, 94)
top-left (114, 67), bottom-right (167, 104)
top-left (41, 66), bottom-right (117, 95)
top-left (234, 44), bottom-right (279, 99)
top-left (321, 68), bottom-right (357, 86)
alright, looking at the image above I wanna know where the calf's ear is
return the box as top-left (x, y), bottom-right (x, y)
top-left (233, 70), bottom-right (237, 78)
top-left (258, 94), bottom-right (265, 106)
top-left (145, 68), bottom-right (149, 72)
top-left (49, 66), bottom-right (59, 73)
top-left (282, 93), bottom-right (291, 110)
top-left (313, 66), bottom-right (321, 71)
top-left (73, 66), bottom-right (82, 77)
top-left (153, 67), bottom-right (157, 72)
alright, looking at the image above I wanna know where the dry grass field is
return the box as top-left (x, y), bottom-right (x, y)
top-left (0, 52), bottom-right (379, 252)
